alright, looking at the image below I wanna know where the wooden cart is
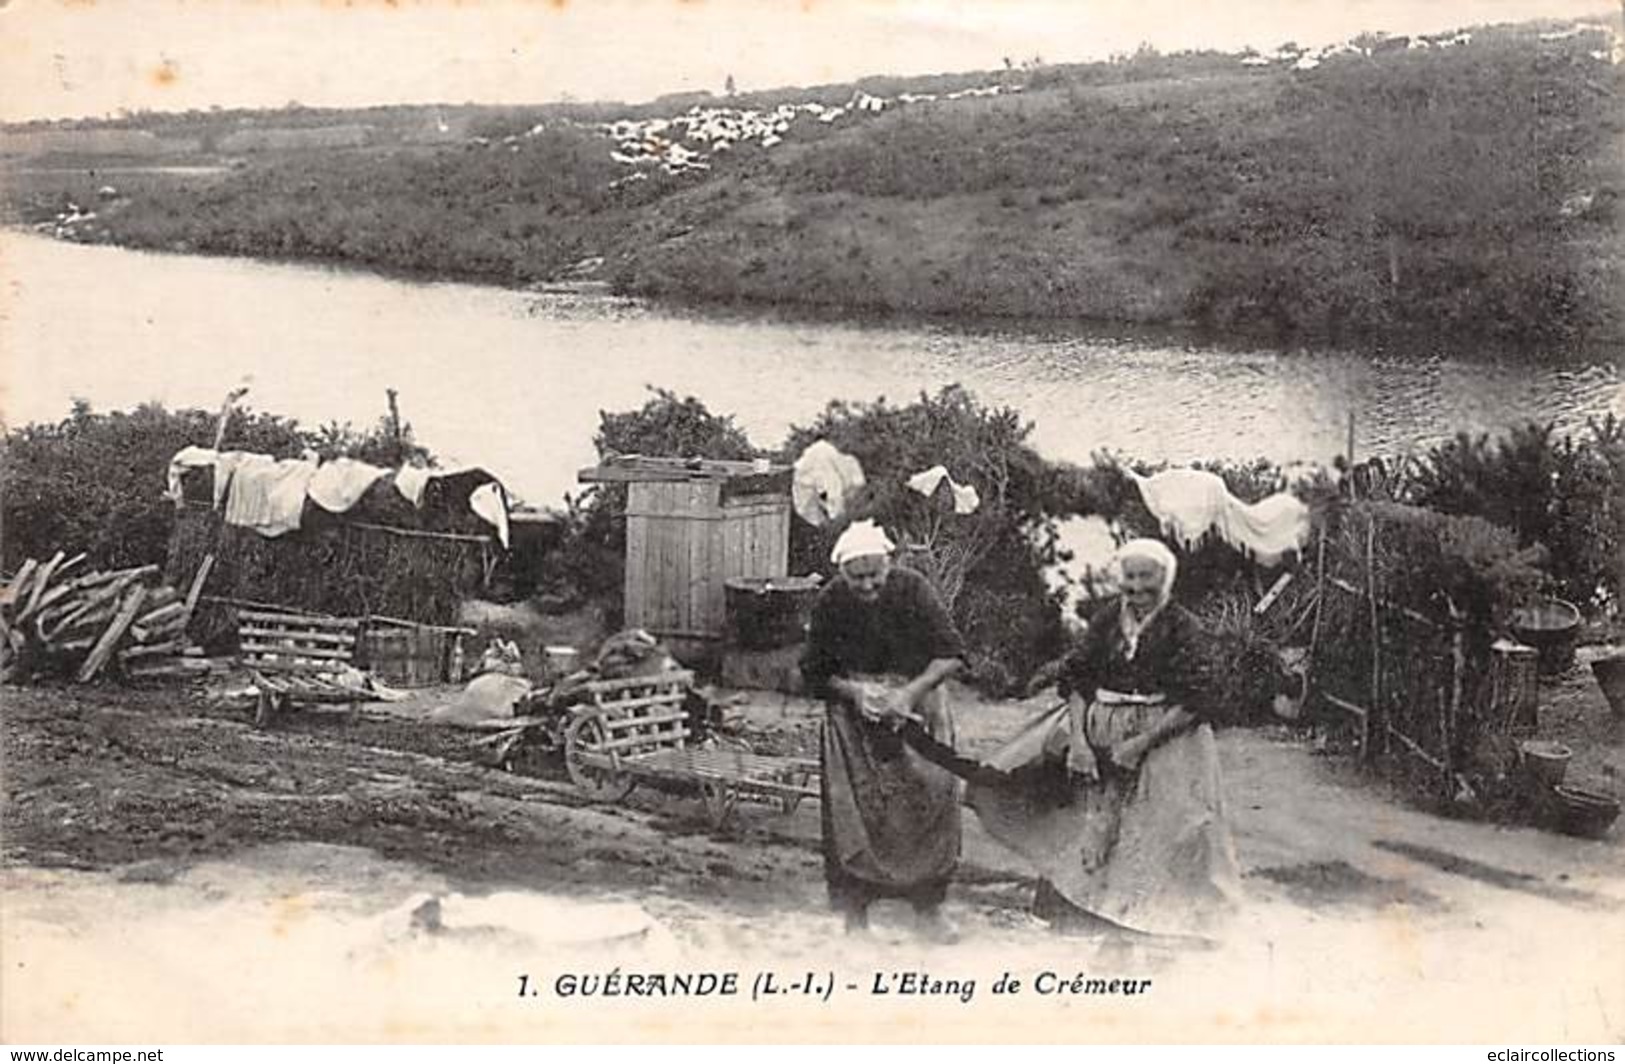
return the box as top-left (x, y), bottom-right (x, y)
top-left (561, 671), bottom-right (820, 827)
top-left (238, 608), bottom-right (367, 726)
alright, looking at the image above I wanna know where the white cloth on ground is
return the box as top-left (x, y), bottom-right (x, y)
top-left (308, 457), bottom-right (390, 514)
top-left (430, 673), bottom-right (533, 727)
top-left (1130, 468), bottom-right (1308, 565)
top-left (223, 457), bottom-right (316, 537)
top-left (906, 464), bottom-right (981, 514)
top-left (469, 482), bottom-right (511, 549)
top-left (791, 440), bottom-right (866, 526)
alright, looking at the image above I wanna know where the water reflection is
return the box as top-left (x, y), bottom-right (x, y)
top-left (2, 231), bottom-right (1618, 506)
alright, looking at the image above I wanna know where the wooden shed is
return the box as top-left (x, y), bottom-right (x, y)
top-left (580, 456), bottom-right (792, 664)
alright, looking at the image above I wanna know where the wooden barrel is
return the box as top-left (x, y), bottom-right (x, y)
top-left (363, 624), bottom-right (450, 687)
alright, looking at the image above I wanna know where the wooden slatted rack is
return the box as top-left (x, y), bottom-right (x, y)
top-left (238, 608), bottom-right (365, 726)
top-left (562, 669), bottom-right (820, 826)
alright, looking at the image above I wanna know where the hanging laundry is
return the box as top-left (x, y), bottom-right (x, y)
top-left (1129, 468), bottom-right (1309, 565)
top-left (394, 463), bottom-right (487, 508)
top-left (165, 445), bottom-right (218, 503)
top-left (308, 457), bottom-right (390, 514)
top-left (224, 457), bottom-right (317, 537)
top-left (165, 447), bottom-right (265, 508)
top-left (394, 465), bottom-right (435, 508)
top-left (469, 482), bottom-right (511, 549)
top-left (792, 440), bottom-right (866, 526)
top-left (906, 464), bottom-right (982, 515)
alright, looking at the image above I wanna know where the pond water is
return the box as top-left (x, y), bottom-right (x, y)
top-left (3, 232), bottom-right (1618, 505)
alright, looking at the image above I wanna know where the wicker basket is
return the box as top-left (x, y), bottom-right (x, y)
top-left (1519, 739), bottom-right (1572, 788)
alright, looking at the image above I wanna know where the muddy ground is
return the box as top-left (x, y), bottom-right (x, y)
top-left (3, 668), bottom-right (1624, 1042)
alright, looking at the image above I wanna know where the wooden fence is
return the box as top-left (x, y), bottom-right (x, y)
top-left (1308, 516), bottom-right (1485, 797)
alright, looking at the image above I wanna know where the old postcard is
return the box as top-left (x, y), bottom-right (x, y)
top-left (2, 0), bottom-right (1622, 1046)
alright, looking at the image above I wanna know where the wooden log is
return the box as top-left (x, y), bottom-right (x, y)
top-left (138, 587), bottom-right (181, 613)
top-left (77, 586), bottom-right (149, 682)
top-left (1254, 571), bottom-right (1294, 616)
top-left (57, 577), bottom-right (139, 621)
top-left (4, 559), bottom-right (40, 606)
top-left (30, 552), bottom-right (89, 608)
top-left (36, 595), bottom-right (91, 628)
top-left (124, 664), bottom-right (193, 679)
top-left (119, 639), bottom-right (186, 660)
top-left (21, 552), bottom-right (67, 617)
top-left (135, 601), bottom-right (187, 630)
top-left (182, 554), bottom-right (215, 619)
top-left (17, 581), bottom-right (80, 624)
top-left (67, 565), bottom-right (158, 591)
top-left (131, 617), bottom-right (189, 644)
top-left (46, 606), bottom-right (118, 644)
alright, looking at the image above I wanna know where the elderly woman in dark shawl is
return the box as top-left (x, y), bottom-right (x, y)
top-left (800, 520), bottom-right (966, 940)
top-left (886, 537), bottom-right (1241, 939)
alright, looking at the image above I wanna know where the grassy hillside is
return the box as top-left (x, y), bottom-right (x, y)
top-left (4, 21), bottom-right (1621, 352)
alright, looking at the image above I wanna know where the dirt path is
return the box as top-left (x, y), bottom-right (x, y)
top-left (3, 681), bottom-right (1622, 1042)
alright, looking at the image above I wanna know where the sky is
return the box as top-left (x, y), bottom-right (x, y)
top-left (0, 0), bottom-right (1615, 122)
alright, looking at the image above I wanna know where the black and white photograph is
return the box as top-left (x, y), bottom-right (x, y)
top-left (1, 0), bottom-right (1622, 1047)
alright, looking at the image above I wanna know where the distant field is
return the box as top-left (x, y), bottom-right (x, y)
top-left (4, 22), bottom-right (1621, 354)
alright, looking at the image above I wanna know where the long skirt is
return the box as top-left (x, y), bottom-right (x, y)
top-left (821, 676), bottom-right (961, 911)
top-left (966, 697), bottom-right (1242, 936)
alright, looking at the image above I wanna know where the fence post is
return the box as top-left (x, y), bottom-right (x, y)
top-left (1447, 598), bottom-right (1464, 797)
top-left (1364, 515), bottom-right (1381, 764)
top-left (1306, 525), bottom-right (1328, 703)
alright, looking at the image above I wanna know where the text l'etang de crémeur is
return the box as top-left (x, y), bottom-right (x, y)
top-left (537, 970), bottom-right (1154, 1004)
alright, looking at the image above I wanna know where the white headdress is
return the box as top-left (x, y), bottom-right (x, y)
top-left (1114, 537), bottom-right (1178, 658)
top-left (830, 519), bottom-right (896, 566)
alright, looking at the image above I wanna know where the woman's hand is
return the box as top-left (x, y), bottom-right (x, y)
top-left (829, 678), bottom-right (867, 713)
top-left (1109, 735), bottom-right (1151, 771)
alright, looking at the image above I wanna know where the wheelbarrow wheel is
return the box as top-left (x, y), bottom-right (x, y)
top-left (564, 713), bottom-right (636, 802)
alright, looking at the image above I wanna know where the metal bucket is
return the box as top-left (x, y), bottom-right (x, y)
top-left (1511, 598), bottom-right (1581, 674)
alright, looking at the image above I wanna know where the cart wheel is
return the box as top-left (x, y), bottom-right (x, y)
top-left (564, 713), bottom-right (636, 802)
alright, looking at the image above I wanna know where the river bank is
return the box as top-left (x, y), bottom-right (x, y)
top-left (5, 21), bottom-right (1622, 354)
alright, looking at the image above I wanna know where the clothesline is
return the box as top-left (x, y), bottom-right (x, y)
top-left (184, 501), bottom-right (494, 545)
top-left (344, 521), bottom-right (494, 545)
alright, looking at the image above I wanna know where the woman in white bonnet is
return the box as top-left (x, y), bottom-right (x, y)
top-left (800, 519), bottom-right (967, 941)
top-left (954, 536), bottom-right (1243, 938)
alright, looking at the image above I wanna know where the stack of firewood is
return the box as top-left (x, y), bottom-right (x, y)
top-left (0, 552), bottom-right (215, 684)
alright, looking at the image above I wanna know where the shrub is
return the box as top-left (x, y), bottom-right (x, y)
top-left (782, 386), bottom-right (1065, 691)
top-left (2, 397), bottom-right (436, 574)
top-left (545, 388), bottom-right (761, 617)
top-left (1409, 419), bottom-right (1622, 612)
